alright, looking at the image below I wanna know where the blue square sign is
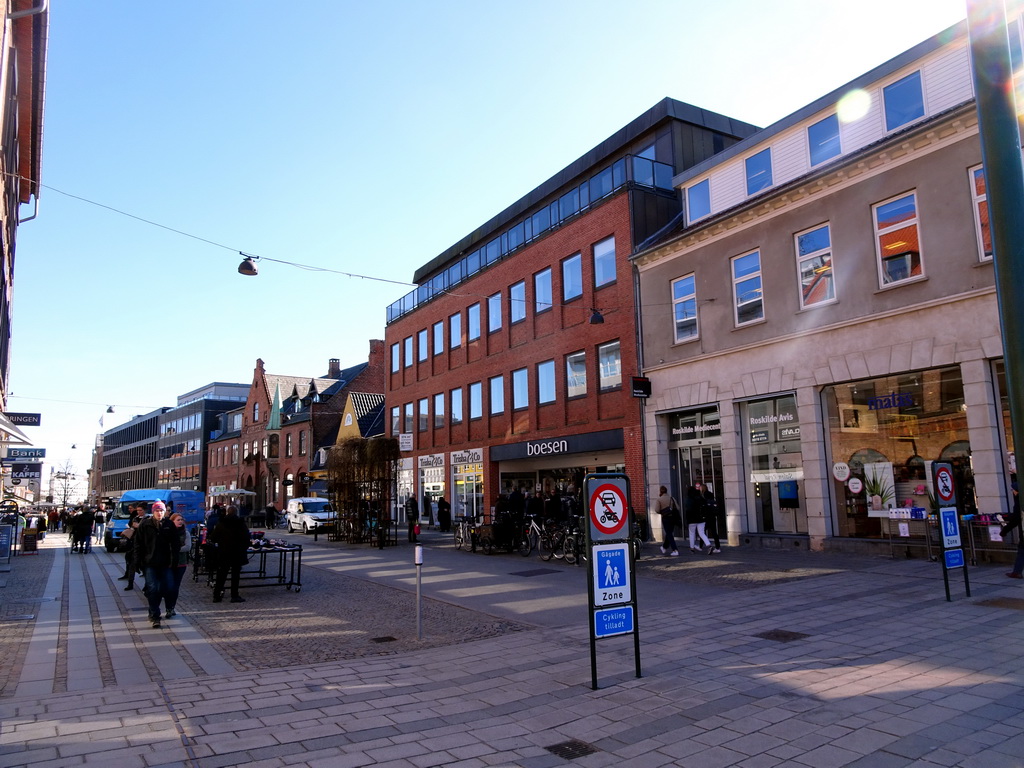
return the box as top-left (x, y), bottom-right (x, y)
top-left (594, 606), bottom-right (634, 638)
top-left (944, 549), bottom-right (964, 569)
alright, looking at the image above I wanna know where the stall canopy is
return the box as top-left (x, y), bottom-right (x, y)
top-left (0, 413), bottom-right (32, 445)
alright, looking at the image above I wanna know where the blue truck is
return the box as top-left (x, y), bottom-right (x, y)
top-left (104, 489), bottom-right (206, 552)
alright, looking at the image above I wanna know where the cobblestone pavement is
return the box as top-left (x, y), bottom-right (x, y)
top-left (3, 530), bottom-right (1024, 767)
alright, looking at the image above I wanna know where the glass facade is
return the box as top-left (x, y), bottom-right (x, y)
top-left (742, 395), bottom-right (805, 534)
top-left (824, 366), bottom-right (971, 538)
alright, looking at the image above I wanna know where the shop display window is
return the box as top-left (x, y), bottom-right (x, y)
top-left (824, 366), bottom-right (972, 538)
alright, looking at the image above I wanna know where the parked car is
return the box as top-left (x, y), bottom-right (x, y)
top-left (285, 497), bottom-right (334, 534)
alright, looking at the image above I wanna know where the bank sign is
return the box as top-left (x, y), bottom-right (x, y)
top-left (4, 447), bottom-right (45, 460)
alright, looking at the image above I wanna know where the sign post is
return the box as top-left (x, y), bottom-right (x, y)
top-left (933, 462), bottom-right (971, 601)
top-left (584, 472), bottom-right (641, 689)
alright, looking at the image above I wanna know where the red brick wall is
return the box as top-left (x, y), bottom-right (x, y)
top-left (385, 193), bottom-right (645, 501)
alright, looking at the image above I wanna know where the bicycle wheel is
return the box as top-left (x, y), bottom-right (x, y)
top-left (518, 531), bottom-right (533, 557)
top-left (481, 536), bottom-right (494, 555)
top-left (563, 535), bottom-right (577, 565)
top-left (553, 534), bottom-right (566, 559)
top-left (539, 533), bottom-right (555, 561)
top-left (631, 537), bottom-right (642, 560)
top-left (455, 526), bottom-right (465, 550)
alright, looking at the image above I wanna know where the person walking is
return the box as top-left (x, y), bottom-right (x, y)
top-left (165, 513), bottom-right (191, 618)
top-left (118, 505), bottom-right (142, 590)
top-left (701, 484), bottom-right (723, 554)
top-left (210, 505), bottom-right (250, 603)
top-left (1002, 479), bottom-right (1023, 579)
top-left (654, 486), bottom-right (680, 556)
top-left (133, 501), bottom-right (180, 628)
top-left (93, 504), bottom-right (107, 547)
top-left (436, 495), bottom-right (452, 533)
top-left (687, 484), bottom-right (712, 554)
top-left (405, 495), bottom-right (419, 543)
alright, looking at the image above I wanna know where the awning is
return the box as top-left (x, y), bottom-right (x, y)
top-left (0, 413), bottom-right (32, 445)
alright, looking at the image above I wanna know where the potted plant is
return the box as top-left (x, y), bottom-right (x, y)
top-left (864, 466), bottom-right (895, 511)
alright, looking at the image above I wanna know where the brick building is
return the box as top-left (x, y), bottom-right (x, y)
top-left (206, 341), bottom-right (386, 513)
top-left (384, 98), bottom-right (757, 525)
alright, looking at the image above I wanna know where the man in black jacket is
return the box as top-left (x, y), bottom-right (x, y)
top-left (210, 505), bottom-right (250, 603)
top-left (133, 501), bottom-right (180, 628)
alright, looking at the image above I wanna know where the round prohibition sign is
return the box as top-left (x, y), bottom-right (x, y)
top-left (935, 466), bottom-right (955, 504)
top-left (590, 483), bottom-right (627, 536)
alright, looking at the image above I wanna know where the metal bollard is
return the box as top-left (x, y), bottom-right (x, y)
top-left (415, 544), bottom-right (423, 640)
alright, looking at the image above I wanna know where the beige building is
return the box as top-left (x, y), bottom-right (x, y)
top-left (634, 13), bottom-right (1020, 552)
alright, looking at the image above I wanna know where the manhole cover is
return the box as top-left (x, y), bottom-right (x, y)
top-left (371, 636), bottom-right (397, 643)
top-left (754, 629), bottom-right (810, 643)
top-left (509, 568), bottom-right (562, 577)
top-left (545, 739), bottom-right (598, 759)
top-left (977, 597), bottom-right (1024, 610)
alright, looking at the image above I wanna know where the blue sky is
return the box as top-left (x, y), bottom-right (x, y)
top-left (8, 0), bottom-right (972, 482)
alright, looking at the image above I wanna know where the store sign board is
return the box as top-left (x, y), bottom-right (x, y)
top-left (3, 412), bottom-right (41, 426)
top-left (398, 433), bottom-right (413, 452)
top-left (5, 447), bottom-right (45, 460)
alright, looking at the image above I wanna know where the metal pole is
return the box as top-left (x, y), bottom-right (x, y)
top-left (415, 544), bottom-right (423, 640)
top-left (967, 0), bottom-right (1024, 483)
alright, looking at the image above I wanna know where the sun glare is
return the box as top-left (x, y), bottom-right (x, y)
top-left (837, 89), bottom-right (871, 123)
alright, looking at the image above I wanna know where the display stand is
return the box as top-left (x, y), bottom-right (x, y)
top-left (192, 535), bottom-right (302, 591)
top-left (886, 507), bottom-right (932, 560)
top-left (965, 517), bottom-right (1018, 565)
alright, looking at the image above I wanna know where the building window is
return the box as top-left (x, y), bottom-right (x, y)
top-left (537, 360), bottom-right (555, 404)
top-left (883, 70), bottom-right (924, 132)
top-left (487, 292), bottom-right (502, 333)
top-left (672, 274), bottom-right (698, 342)
top-left (418, 398), bottom-right (429, 431)
top-left (598, 342), bottom-right (621, 391)
top-left (417, 329), bottom-right (428, 362)
top-left (390, 342), bottom-right (400, 373)
top-left (451, 387), bottom-right (463, 424)
top-left (562, 253), bottom-right (582, 301)
top-left (873, 191), bottom-right (922, 286)
top-left (231, 444), bottom-right (239, 464)
top-left (285, 433), bottom-right (293, 457)
top-left (567, 351), bottom-right (586, 398)
top-left (469, 382), bottom-right (482, 419)
top-left (468, 303), bottom-right (481, 341)
top-left (969, 165), bottom-right (992, 261)
top-left (404, 403), bottom-right (413, 433)
top-left (745, 148), bottom-right (773, 195)
top-left (433, 393), bottom-right (445, 428)
top-left (450, 312), bottom-right (462, 348)
top-left (512, 368), bottom-right (529, 410)
top-left (510, 281), bottom-right (526, 324)
top-left (732, 250), bottom-right (764, 325)
top-left (807, 113), bottom-right (841, 166)
top-left (795, 223), bottom-right (835, 308)
top-left (490, 375), bottom-right (504, 414)
top-left (433, 321), bottom-right (444, 355)
top-left (299, 430), bottom-right (307, 456)
top-left (390, 407), bottom-right (399, 437)
top-left (403, 336), bottom-right (413, 367)
top-left (253, 402), bottom-right (259, 422)
top-left (687, 179), bottom-right (711, 223)
top-left (535, 268), bottom-right (552, 313)
top-left (593, 236), bottom-right (616, 288)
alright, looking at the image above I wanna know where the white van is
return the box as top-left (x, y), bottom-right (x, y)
top-left (285, 497), bottom-right (334, 534)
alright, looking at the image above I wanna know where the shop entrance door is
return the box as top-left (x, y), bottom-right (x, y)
top-left (675, 445), bottom-right (724, 505)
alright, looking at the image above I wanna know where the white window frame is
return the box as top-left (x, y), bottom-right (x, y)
top-left (794, 223), bottom-right (837, 309)
top-left (687, 179), bottom-right (711, 223)
top-left (969, 165), bottom-right (992, 262)
top-left (732, 249), bottom-right (764, 326)
top-left (807, 113), bottom-right (841, 167)
top-left (872, 190), bottom-right (924, 287)
top-left (882, 70), bottom-right (925, 133)
top-left (745, 148), bottom-right (773, 196)
top-left (671, 273), bottom-right (698, 343)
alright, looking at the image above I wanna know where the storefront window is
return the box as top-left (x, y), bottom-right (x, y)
top-left (824, 365), bottom-right (972, 538)
top-left (742, 395), bottom-right (805, 534)
top-left (453, 462), bottom-right (484, 521)
top-left (995, 360), bottom-right (1015, 474)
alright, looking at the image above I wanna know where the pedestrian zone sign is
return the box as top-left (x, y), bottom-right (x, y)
top-left (591, 543), bottom-right (631, 607)
top-left (940, 507), bottom-right (961, 548)
top-left (944, 549), bottom-right (965, 569)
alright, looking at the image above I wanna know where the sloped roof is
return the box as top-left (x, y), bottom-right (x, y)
top-left (348, 392), bottom-right (385, 437)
